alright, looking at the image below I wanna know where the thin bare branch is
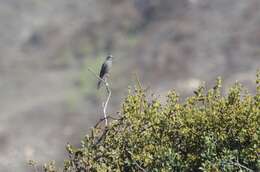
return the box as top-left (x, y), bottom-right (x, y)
top-left (134, 72), bottom-right (143, 90)
top-left (93, 116), bottom-right (120, 128)
top-left (87, 67), bottom-right (111, 126)
top-left (93, 127), bottom-right (109, 147)
top-left (127, 150), bottom-right (147, 172)
top-left (230, 161), bottom-right (254, 172)
top-left (103, 85), bottom-right (111, 126)
top-left (87, 67), bottom-right (106, 84)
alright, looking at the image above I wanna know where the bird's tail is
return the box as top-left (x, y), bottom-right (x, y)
top-left (97, 80), bottom-right (102, 89)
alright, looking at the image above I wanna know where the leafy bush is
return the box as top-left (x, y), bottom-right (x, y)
top-left (35, 73), bottom-right (260, 172)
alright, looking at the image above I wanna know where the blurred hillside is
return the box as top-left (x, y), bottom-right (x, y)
top-left (0, 0), bottom-right (259, 171)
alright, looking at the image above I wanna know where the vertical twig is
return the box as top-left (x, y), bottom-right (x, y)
top-left (87, 67), bottom-right (111, 126)
top-left (103, 82), bottom-right (111, 126)
top-left (134, 72), bottom-right (143, 90)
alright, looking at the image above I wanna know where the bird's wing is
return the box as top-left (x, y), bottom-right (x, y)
top-left (99, 62), bottom-right (108, 79)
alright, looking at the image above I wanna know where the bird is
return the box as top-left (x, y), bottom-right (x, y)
top-left (97, 55), bottom-right (113, 89)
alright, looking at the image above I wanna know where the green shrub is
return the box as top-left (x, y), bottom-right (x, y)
top-left (36, 73), bottom-right (260, 172)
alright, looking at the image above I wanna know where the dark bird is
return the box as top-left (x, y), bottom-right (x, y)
top-left (97, 55), bottom-right (113, 89)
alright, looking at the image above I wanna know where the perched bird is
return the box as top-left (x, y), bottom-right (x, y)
top-left (97, 55), bottom-right (113, 89)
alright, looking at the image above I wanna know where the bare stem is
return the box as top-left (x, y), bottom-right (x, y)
top-left (87, 67), bottom-right (111, 126)
top-left (127, 150), bottom-right (147, 172)
top-left (230, 161), bottom-right (254, 172)
top-left (87, 67), bottom-right (106, 84)
top-left (103, 84), bottom-right (111, 126)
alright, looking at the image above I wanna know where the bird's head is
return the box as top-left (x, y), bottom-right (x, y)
top-left (106, 55), bottom-right (113, 60)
